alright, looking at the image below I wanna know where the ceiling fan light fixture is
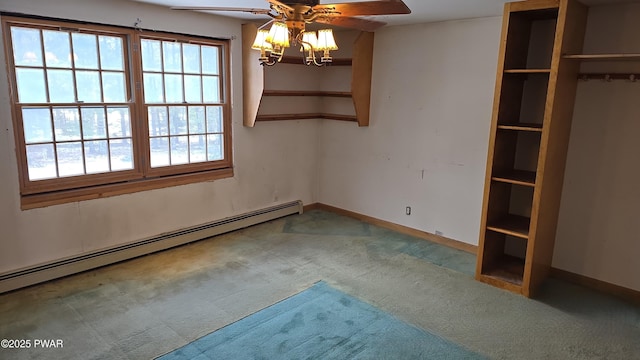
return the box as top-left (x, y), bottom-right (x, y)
top-left (266, 21), bottom-right (290, 55)
top-left (300, 31), bottom-right (318, 52)
top-left (316, 29), bottom-right (338, 63)
top-left (251, 29), bottom-right (273, 50)
top-left (251, 29), bottom-right (273, 61)
top-left (316, 29), bottom-right (338, 51)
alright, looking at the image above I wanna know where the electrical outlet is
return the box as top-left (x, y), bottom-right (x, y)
top-left (405, 206), bottom-right (411, 215)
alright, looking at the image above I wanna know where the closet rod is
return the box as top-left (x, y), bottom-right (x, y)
top-left (578, 73), bottom-right (640, 81)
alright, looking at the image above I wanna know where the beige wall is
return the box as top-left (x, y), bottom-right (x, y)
top-left (554, 3), bottom-right (640, 290)
top-left (317, 17), bottom-right (501, 245)
top-left (0, 0), bottom-right (320, 273)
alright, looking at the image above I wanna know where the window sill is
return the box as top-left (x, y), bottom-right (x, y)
top-left (20, 167), bottom-right (234, 210)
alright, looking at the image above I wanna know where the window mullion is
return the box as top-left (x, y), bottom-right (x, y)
top-left (129, 32), bottom-right (150, 177)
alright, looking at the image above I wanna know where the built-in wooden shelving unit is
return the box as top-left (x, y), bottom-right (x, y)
top-left (242, 23), bottom-right (373, 127)
top-left (476, 0), bottom-right (588, 297)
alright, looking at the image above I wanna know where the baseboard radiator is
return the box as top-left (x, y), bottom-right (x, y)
top-left (0, 200), bottom-right (303, 294)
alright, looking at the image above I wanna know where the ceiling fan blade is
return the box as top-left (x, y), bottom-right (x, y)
top-left (267, 0), bottom-right (295, 13)
top-left (315, 16), bottom-right (386, 31)
top-left (314, 1), bottom-right (411, 17)
top-left (170, 6), bottom-right (271, 15)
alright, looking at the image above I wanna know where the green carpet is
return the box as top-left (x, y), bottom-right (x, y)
top-left (158, 281), bottom-right (485, 359)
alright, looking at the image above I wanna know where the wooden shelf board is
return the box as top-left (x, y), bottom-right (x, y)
top-left (262, 90), bottom-right (352, 97)
top-left (492, 169), bottom-right (536, 187)
top-left (497, 123), bottom-right (543, 132)
top-left (480, 255), bottom-right (525, 287)
top-left (486, 215), bottom-right (531, 239)
top-left (504, 69), bottom-right (551, 74)
top-left (255, 113), bottom-right (357, 122)
top-left (563, 53), bottom-right (640, 61)
top-left (279, 56), bottom-right (352, 66)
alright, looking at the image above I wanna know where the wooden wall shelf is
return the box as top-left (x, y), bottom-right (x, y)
top-left (255, 113), bottom-right (357, 122)
top-left (242, 23), bottom-right (373, 127)
top-left (262, 90), bottom-right (352, 97)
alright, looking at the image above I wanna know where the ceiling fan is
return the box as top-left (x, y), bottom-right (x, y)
top-left (173, 1), bottom-right (411, 66)
top-left (171, 0), bottom-right (412, 32)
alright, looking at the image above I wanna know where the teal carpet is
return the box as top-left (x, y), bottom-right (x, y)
top-left (158, 281), bottom-right (485, 359)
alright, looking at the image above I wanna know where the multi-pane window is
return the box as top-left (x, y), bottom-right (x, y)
top-left (141, 39), bottom-right (225, 168)
top-left (2, 16), bottom-right (232, 207)
top-left (11, 26), bottom-right (133, 181)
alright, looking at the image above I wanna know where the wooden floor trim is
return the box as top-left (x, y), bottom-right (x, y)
top-left (308, 203), bottom-right (478, 254)
top-left (305, 202), bottom-right (640, 305)
top-left (550, 267), bottom-right (640, 306)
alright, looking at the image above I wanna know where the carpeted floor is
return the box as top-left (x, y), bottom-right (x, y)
top-left (159, 281), bottom-right (485, 359)
top-left (0, 209), bottom-right (639, 359)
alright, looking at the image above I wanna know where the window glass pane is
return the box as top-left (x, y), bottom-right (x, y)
top-left (110, 139), bottom-right (133, 170)
top-left (189, 135), bottom-right (206, 163)
top-left (207, 134), bottom-right (223, 161)
top-left (183, 44), bottom-right (201, 74)
top-left (169, 106), bottom-right (187, 135)
top-left (163, 42), bottom-right (182, 73)
top-left (76, 70), bottom-right (102, 103)
top-left (102, 72), bottom-right (126, 102)
top-left (99, 36), bottom-right (123, 71)
top-left (141, 39), bottom-right (161, 72)
top-left (53, 107), bottom-right (81, 141)
top-left (16, 68), bottom-right (47, 103)
top-left (22, 108), bottom-right (53, 143)
top-left (144, 73), bottom-right (164, 103)
top-left (202, 76), bottom-right (220, 103)
top-left (206, 106), bottom-right (223, 133)
top-left (184, 75), bottom-right (202, 103)
top-left (165, 74), bottom-right (183, 103)
top-left (201, 45), bottom-right (219, 75)
top-left (150, 137), bottom-right (169, 168)
top-left (72, 33), bottom-right (99, 69)
top-left (85, 140), bottom-right (110, 174)
top-left (81, 107), bottom-right (107, 139)
top-left (43, 30), bottom-right (71, 68)
top-left (170, 136), bottom-right (188, 165)
top-left (11, 27), bottom-right (43, 67)
top-left (148, 106), bottom-right (169, 136)
top-left (26, 144), bottom-right (57, 180)
top-left (47, 69), bottom-right (76, 103)
top-left (188, 106), bottom-right (205, 134)
top-left (107, 107), bottom-right (131, 138)
top-left (57, 142), bottom-right (84, 177)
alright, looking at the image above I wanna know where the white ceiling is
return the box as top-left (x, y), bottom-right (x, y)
top-left (130, 0), bottom-right (640, 27)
